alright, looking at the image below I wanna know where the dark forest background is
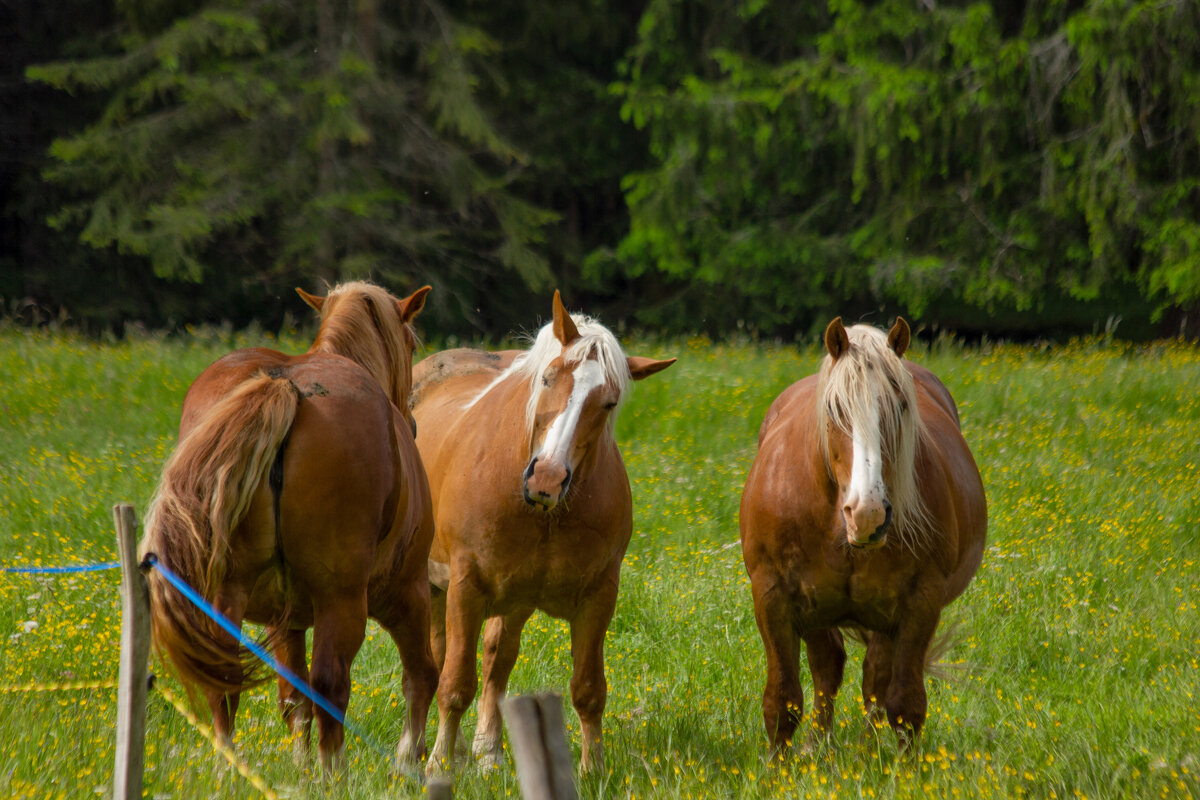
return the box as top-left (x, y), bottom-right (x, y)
top-left (3, 0), bottom-right (1199, 340)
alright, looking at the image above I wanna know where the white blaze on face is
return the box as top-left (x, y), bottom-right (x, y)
top-left (535, 359), bottom-right (606, 467)
top-left (845, 406), bottom-right (886, 512)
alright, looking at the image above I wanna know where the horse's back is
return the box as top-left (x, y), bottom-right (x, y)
top-left (410, 351), bottom-right (522, 472)
top-left (411, 348), bottom-right (520, 408)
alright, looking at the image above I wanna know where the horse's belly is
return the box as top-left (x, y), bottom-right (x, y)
top-left (478, 553), bottom-right (613, 620)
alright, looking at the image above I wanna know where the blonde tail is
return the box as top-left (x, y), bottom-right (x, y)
top-left (139, 372), bottom-right (299, 694)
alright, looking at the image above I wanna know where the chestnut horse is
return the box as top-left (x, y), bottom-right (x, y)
top-left (411, 291), bottom-right (674, 773)
top-left (139, 281), bottom-right (439, 770)
top-left (740, 317), bottom-right (986, 753)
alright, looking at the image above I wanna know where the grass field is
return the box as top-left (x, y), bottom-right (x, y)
top-left (1, 323), bottom-right (1198, 799)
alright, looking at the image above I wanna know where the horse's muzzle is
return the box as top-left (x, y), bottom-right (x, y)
top-left (847, 501), bottom-right (892, 549)
top-left (522, 457), bottom-right (573, 510)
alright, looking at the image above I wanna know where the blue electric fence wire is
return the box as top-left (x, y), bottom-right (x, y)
top-left (2, 561), bottom-right (120, 573)
top-left (142, 554), bottom-right (392, 760)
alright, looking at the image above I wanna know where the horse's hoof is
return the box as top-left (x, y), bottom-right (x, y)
top-left (579, 751), bottom-right (605, 775)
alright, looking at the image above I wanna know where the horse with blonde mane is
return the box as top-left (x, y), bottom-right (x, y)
top-left (139, 281), bottom-right (439, 771)
top-left (410, 291), bottom-right (675, 773)
top-left (740, 317), bottom-right (986, 753)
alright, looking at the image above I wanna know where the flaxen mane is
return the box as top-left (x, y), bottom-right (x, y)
top-left (309, 281), bottom-right (417, 408)
top-left (816, 324), bottom-right (933, 548)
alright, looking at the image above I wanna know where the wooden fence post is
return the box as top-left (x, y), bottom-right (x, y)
top-left (113, 503), bottom-right (151, 800)
top-left (501, 692), bottom-right (577, 800)
top-left (426, 777), bottom-right (454, 800)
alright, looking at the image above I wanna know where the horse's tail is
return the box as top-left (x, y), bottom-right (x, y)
top-left (845, 619), bottom-right (967, 682)
top-left (139, 371), bottom-right (300, 695)
top-left (922, 618), bottom-right (967, 682)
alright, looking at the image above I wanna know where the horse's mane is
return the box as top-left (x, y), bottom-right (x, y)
top-left (466, 315), bottom-right (631, 439)
top-left (308, 281), bottom-right (416, 408)
top-left (816, 324), bottom-right (933, 549)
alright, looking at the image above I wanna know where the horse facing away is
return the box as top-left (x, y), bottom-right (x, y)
top-left (410, 291), bottom-right (675, 773)
top-left (139, 281), bottom-right (439, 771)
top-left (740, 317), bottom-right (986, 754)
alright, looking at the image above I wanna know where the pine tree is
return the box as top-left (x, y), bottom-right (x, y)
top-left (28, 0), bottom-right (557, 333)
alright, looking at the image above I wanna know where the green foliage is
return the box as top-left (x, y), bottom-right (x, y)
top-left (11, 0), bottom-right (1200, 338)
top-left (26, 0), bottom-right (557, 334)
top-left (608, 0), bottom-right (1200, 334)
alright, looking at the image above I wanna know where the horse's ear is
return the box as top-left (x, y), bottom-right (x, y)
top-left (398, 285), bottom-right (432, 324)
top-left (296, 287), bottom-right (325, 313)
top-left (824, 317), bottom-right (849, 360)
top-left (552, 290), bottom-right (580, 346)
top-left (887, 316), bottom-right (910, 358)
top-left (627, 356), bottom-right (677, 381)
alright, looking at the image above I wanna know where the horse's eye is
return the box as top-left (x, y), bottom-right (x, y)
top-left (542, 376), bottom-right (549, 387)
top-left (603, 401), bottom-right (617, 411)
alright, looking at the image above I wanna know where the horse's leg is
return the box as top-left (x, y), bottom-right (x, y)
top-left (205, 587), bottom-right (248, 751)
top-left (801, 628), bottom-right (846, 751)
top-left (379, 583), bottom-right (441, 771)
top-left (430, 584), bottom-right (447, 672)
top-left (473, 609), bottom-right (533, 766)
top-left (861, 631), bottom-right (894, 730)
top-left (205, 688), bottom-right (242, 753)
top-left (427, 577), bottom-right (486, 774)
top-left (309, 592), bottom-right (368, 774)
top-left (569, 580), bottom-right (618, 774)
top-left (885, 611), bottom-right (940, 752)
top-left (752, 584), bottom-right (803, 754)
top-left (273, 626), bottom-right (313, 763)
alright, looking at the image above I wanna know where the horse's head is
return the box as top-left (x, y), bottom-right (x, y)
top-left (520, 291), bottom-right (674, 511)
top-left (299, 282), bottom-right (430, 435)
top-left (819, 316), bottom-right (923, 550)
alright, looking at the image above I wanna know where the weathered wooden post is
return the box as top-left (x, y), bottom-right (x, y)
top-left (501, 692), bottom-right (577, 800)
top-left (426, 776), bottom-right (454, 799)
top-left (113, 503), bottom-right (151, 800)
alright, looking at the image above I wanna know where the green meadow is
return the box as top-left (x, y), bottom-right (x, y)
top-left (1, 325), bottom-right (1198, 799)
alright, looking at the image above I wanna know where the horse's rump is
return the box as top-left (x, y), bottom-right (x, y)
top-left (141, 371), bottom-right (300, 693)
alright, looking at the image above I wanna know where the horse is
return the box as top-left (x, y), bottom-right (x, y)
top-left (410, 291), bottom-right (675, 773)
top-left (138, 281), bottom-right (440, 771)
top-left (740, 317), bottom-right (986, 754)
